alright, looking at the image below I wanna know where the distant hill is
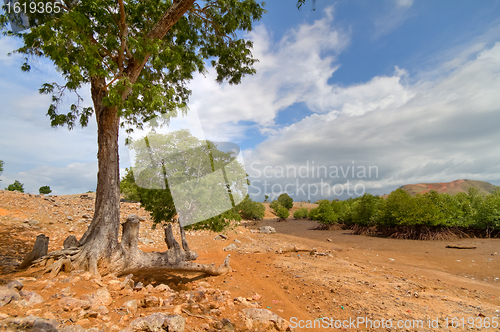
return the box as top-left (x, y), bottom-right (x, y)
top-left (394, 179), bottom-right (499, 196)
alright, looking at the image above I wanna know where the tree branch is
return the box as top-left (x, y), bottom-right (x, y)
top-left (121, 0), bottom-right (196, 100)
top-left (118, 0), bottom-right (128, 75)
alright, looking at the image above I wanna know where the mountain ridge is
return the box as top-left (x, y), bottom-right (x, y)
top-left (394, 179), bottom-right (499, 196)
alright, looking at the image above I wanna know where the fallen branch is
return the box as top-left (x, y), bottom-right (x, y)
top-left (445, 245), bottom-right (476, 249)
top-left (181, 308), bottom-right (213, 320)
top-left (276, 247), bottom-right (328, 256)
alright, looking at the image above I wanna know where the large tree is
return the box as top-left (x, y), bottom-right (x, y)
top-left (1, 0), bottom-right (309, 276)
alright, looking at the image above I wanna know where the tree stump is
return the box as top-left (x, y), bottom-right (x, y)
top-left (19, 234), bottom-right (49, 269)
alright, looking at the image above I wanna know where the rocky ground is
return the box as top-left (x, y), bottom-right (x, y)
top-left (0, 190), bottom-right (499, 331)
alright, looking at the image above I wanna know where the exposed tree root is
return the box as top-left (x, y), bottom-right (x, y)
top-left (23, 214), bottom-right (232, 278)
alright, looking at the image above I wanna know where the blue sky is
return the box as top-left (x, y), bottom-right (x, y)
top-left (1, 0), bottom-right (500, 202)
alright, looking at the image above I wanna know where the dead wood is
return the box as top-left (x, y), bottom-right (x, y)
top-left (445, 245), bottom-right (477, 249)
top-left (19, 234), bottom-right (49, 269)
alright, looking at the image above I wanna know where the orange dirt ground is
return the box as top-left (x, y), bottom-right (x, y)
top-left (0, 190), bottom-right (499, 331)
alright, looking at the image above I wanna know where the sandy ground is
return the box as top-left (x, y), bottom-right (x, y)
top-left (0, 191), bottom-right (499, 331)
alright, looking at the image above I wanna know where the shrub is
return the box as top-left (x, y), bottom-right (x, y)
top-left (293, 207), bottom-right (308, 219)
top-left (39, 185), bottom-right (52, 195)
top-left (308, 200), bottom-right (337, 224)
top-left (6, 180), bottom-right (24, 193)
top-left (120, 168), bottom-right (141, 202)
top-left (186, 207), bottom-right (241, 232)
top-left (278, 193), bottom-right (293, 209)
top-left (238, 197), bottom-right (265, 220)
top-left (275, 205), bottom-right (290, 219)
top-left (269, 200), bottom-right (281, 211)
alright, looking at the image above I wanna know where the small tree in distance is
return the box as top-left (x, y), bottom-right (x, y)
top-left (6, 180), bottom-right (24, 193)
top-left (278, 193), bottom-right (293, 209)
top-left (0, 160), bottom-right (3, 181)
top-left (39, 185), bottom-right (52, 195)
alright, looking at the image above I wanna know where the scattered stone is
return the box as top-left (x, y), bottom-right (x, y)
top-left (59, 297), bottom-right (91, 311)
top-left (242, 308), bottom-right (291, 331)
top-left (0, 286), bottom-right (21, 307)
top-left (139, 238), bottom-right (154, 245)
top-left (139, 296), bottom-right (160, 308)
top-left (122, 274), bottom-right (135, 290)
top-left (82, 288), bottom-right (113, 308)
top-left (122, 299), bottom-right (138, 314)
top-left (28, 220), bottom-right (40, 227)
top-left (82, 214), bottom-right (91, 219)
top-left (258, 226), bottom-right (276, 234)
top-left (67, 216), bottom-right (74, 221)
top-left (18, 290), bottom-right (44, 307)
top-left (6, 280), bottom-right (23, 291)
top-left (69, 226), bottom-right (77, 232)
top-left (155, 284), bottom-right (172, 292)
top-left (0, 315), bottom-right (59, 331)
top-left (234, 239), bottom-right (241, 244)
top-left (133, 282), bottom-right (144, 291)
top-left (223, 244), bottom-right (237, 251)
top-left (326, 238), bottom-right (332, 242)
top-left (59, 324), bottom-right (100, 332)
top-left (121, 313), bottom-right (185, 332)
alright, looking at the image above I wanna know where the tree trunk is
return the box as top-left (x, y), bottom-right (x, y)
top-left (74, 76), bottom-right (122, 275)
top-left (62, 76), bottom-right (231, 277)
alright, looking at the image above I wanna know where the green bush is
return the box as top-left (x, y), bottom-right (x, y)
top-left (120, 168), bottom-right (141, 202)
top-left (39, 185), bottom-right (52, 195)
top-left (186, 207), bottom-right (242, 232)
top-left (238, 197), bottom-right (265, 220)
top-left (278, 193), bottom-right (293, 209)
top-left (350, 194), bottom-right (383, 226)
top-left (275, 205), bottom-right (290, 219)
top-left (293, 207), bottom-right (308, 219)
top-left (308, 200), bottom-right (337, 224)
top-left (269, 200), bottom-right (281, 211)
top-left (6, 180), bottom-right (24, 193)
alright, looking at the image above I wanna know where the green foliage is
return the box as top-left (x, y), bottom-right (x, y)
top-left (278, 193), bottom-right (293, 209)
top-left (269, 199), bottom-right (289, 219)
top-left (0, 160), bottom-right (3, 181)
top-left (264, 195), bottom-right (269, 203)
top-left (307, 200), bottom-right (337, 224)
top-left (185, 207), bottom-right (241, 232)
top-left (275, 205), bottom-right (289, 219)
top-left (269, 200), bottom-right (281, 211)
top-left (6, 180), bottom-right (24, 192)
top-left (350, 194), bottom-right (383, 227)
top-left (1, 0), bottom-right (266, 131)
top-left (237, 197), bottom-right (265, 220)
top-left (328, 187), bottom-right (500, 232)
top-left (120, 168), bottom-right (141, 202)
top-left (126, 130), bottom-right (248, 232)
top-left (39, 185), bottom-right (52, 194)
top-left (293, 207), bottom-right (308, 219)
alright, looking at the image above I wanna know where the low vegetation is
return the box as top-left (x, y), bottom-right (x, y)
top-left (6, 180), bottom-right (24, 193)
top-left (307, 188), bottom-right (500, 238)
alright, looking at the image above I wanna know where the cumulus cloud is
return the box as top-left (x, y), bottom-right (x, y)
top-left (2, 162), bottom-right (97, 195)
top-left (245, 42), bottom-right (500, 201)
top-left (189, 7), bottom-right (349, 142)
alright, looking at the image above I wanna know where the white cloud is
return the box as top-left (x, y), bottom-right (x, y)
top-left (2, 162), bottom-right (97, 195)
top-left (244, 42), bottom-right (500, 201)
top-left (189, 7), bottom-right (349, 142)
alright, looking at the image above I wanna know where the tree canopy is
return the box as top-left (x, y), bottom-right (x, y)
top-left (1, 0), bottom-right (265, 130)
top-left (39, 185), bottom-right (52, 194)
top-left (6, 180), bottom-right (24, 192)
